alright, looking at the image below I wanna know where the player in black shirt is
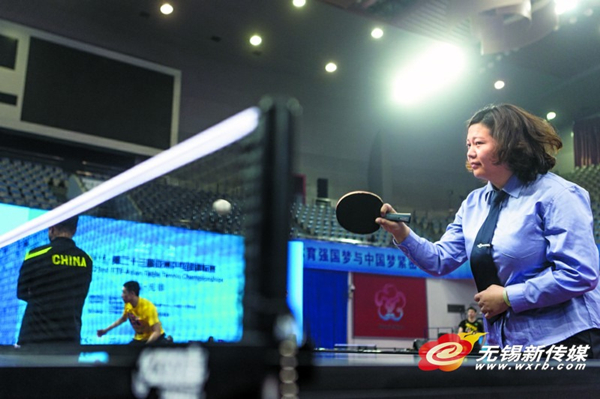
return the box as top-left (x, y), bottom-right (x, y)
top-left (17, 216), bottom-right (93, 346)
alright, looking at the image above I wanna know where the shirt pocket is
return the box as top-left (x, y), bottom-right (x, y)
top-left (493, 214), bottom-right (546, 261)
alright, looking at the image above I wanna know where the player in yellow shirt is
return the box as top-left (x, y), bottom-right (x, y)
top-left (97, 281), bottom-right (169, 344)
top-left (457, 306), bottom-right (485, 353)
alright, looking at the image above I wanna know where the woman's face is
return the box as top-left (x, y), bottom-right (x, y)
top-left (466, 123), bottom-right (512, 187)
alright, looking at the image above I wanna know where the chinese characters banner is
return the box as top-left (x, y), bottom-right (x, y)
top-left (302, 239), bottom-right (473, 279)
top-left (353, 273), bottom-right (427, 338)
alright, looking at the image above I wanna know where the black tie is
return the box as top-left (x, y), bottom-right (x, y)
top-left (470, 190), bottom-right (507, 323)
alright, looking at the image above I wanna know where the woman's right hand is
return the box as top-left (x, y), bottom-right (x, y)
top-left (376, 203), bottom-right (411, 243)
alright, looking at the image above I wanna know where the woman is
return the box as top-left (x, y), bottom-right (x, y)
top-left (377, 104), bottom-right (600, 355)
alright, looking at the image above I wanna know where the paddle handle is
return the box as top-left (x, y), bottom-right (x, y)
top-left (384, 212), bottom-right (411, 224)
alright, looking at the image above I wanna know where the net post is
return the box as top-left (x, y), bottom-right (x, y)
top-left (242, 95), bottom-right (302, 344)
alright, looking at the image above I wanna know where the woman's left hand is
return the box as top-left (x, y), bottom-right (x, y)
top-left (474, 284), bottom-right (509, 319)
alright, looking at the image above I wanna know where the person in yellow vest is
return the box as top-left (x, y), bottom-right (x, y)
top-left (17, 215), bottom-right (93, 346)
top-left (97, 281), bottom-right (169, 345)
top-left (457, 306), bottom-right (485, 353)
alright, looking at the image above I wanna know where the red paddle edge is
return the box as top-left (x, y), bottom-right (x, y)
top-left (335, 190), bottom-right (384, 208)
top-left (335, 191), bottom-right (385, 235)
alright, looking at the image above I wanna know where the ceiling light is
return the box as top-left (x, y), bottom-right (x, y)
top-left (392, 43), bottom-right (466, 105)
top-left (159, 3), bottom-right (174, 15)
top-left (546, 111), bottom-right (557, 120)
top-left (555, 0), bottom-right (579, 15)
top-left (371, 28), bottom-right (384, 39)
top-left (249, 35), bottom-right (262, 46)
top-left (325, 62), bottom-right (337, 73)
top-left (292, 0), bottom-right (307, 7)
top-left (494, 80), bottom-right (505, 90)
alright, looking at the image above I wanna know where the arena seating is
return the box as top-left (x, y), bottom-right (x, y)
top-left (0, 156), bottom-right (67, 210)
top-left (1, 153), bottom-right (600, 245)
top-left (288, 201), bottom-right (443, 246)
top-left (562, 164), bottom-right (600, 242)
top-left (128, 180), bottom-right (244, 235)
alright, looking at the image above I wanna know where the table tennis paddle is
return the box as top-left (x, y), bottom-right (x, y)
top-left (335, 191), bottom-right (411, 235)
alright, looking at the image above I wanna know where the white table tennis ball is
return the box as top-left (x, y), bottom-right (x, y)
top-left (212, 199), bottom-right (232, 216)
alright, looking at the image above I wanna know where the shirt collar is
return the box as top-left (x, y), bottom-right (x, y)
top-left (483, 174), bottom-right (523, 202)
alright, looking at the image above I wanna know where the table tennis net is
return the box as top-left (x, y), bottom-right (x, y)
top-left (0, 98), bottom-right (298, 347)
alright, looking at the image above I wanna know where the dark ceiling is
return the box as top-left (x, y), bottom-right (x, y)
top-left (1, 0), bottom-right (600, 209)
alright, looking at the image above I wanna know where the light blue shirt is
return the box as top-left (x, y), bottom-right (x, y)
top-left (396, 173), bottom-right (600, 347)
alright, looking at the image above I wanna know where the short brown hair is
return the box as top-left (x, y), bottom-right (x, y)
top-left (466, 104), bottom-right (562, 183)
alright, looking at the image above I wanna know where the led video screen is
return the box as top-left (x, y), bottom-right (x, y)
top-left (0, 203), bottom-right (245, 345)
top-left (22, 37), bottom-right (176, 151)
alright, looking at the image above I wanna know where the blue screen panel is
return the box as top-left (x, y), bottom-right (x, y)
top-left (287, 240), bottom-right (304, 345)
top-left (0, 205), bottom-right (245, 345)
